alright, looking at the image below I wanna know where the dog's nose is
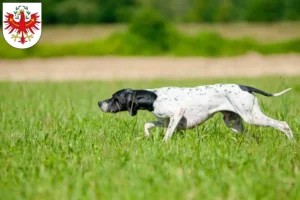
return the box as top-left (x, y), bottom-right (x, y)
top-left (98, 101), bottom-right (103, 107)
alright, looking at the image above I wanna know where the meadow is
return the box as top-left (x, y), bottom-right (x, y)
top-left (1, 23), bottom-right (300, 59)
top-left (1, 77), bottom-right (300, 199)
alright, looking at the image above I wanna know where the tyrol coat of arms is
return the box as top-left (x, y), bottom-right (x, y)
top-left (2, 3), bottom-right (42, 49)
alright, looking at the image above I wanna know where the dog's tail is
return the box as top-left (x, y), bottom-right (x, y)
top-left (239, 85), bottom-right (291, 97)
top-left (272, 88), bottom-right (292, 96)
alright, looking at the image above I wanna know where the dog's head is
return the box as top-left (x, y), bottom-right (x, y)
top-left (98, 88), bottom-right (139, 116)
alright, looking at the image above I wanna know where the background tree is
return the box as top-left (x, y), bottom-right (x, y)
top-left (1, 0), bottom-right (299, 24)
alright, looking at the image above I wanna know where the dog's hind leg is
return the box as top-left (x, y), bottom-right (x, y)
top-left (222, 111), bottom-right (244, 133)
top-left (236, 98), bottom-right (294, 139)
top-left (246, 113), bottom-right (294, 139)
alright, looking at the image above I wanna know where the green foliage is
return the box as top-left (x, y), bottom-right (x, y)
top-left (2, 0), bottom-right (300, 23)
top-left (55, 0), bottom-right (99, 24)
top-left (0, 77), bottom-right (300, 199)
top-left (214, 0), bottom-right (235, 22)
top-left (172, 32), bottom-right (258, 56)
top-left (1, 29), bottom-right (300, 58)
top-left (245, 0), bottom-right (285, 22)
top-left (129, 8), bottom-right (179, 50)
top-left (284, 0), bottom-right (300, 20)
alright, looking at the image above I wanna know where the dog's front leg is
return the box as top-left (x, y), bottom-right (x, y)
top-left (163, 108), bottom-right (185, 141)
top-left (144, 121), bottom-right (164, 137)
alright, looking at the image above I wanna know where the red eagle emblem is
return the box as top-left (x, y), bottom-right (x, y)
top-left (4, 7), bottom-right (40, 44)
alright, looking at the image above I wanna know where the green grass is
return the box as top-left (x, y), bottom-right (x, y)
top-left (1, 77), bottom-right (300, 199)
top-left (1, 31), bottom-right (300, 59)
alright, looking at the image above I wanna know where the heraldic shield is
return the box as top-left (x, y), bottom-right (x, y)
top-left (2, 2), bottom-right (42, 49)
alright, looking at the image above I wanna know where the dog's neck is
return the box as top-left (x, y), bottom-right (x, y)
top-left (134, 90), bottom-right (157, 111)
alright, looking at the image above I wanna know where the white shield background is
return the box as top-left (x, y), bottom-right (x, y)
top-left (2, 3), bottom-right (42, 49)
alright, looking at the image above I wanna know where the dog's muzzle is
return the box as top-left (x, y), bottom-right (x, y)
top-left (98, 101), bottom-right (109, 112)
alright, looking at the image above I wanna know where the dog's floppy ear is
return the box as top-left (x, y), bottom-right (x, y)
top-left (126, 91), bottom-right (138, 116)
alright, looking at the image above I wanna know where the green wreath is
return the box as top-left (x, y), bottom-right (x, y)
top-left (13, 5), bottom-right (31, 20)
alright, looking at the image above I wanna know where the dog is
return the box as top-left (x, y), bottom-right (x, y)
top-left (98, 84), bottom-right (293, 141)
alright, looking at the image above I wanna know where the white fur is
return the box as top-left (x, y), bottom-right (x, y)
top-left (100, 102), bottom-right (109, 112)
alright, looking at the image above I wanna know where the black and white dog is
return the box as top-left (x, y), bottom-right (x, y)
top-left (98, 84), bottom-right (293, 141)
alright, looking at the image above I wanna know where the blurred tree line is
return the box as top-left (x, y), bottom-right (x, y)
top-left (2, 0), bottom-right (300, 24)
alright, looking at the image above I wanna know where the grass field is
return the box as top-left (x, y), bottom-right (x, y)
top-left (0, 77), bottom-right (300, 199)
top-left (1, 23), bottom-right (300, 59)
top-left (1, 32), bottom-right (300, 59)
